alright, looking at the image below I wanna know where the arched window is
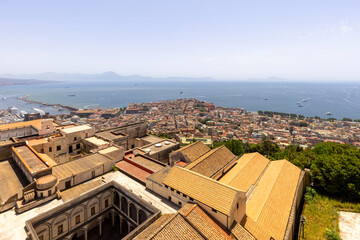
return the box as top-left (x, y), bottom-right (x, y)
top-left (114, 192), bottom-right (120, 206)
top-left (129, 203), bottom-right (137, 222)
top-left (138, 209), bottom-right (147, 224)
top-left (121, 197), bottom-right (128, 215)
top-left (121, 219), bottom-right (129, 236)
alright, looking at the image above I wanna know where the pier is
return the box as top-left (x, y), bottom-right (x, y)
top-left (19, 96), bottom-right (79, 112)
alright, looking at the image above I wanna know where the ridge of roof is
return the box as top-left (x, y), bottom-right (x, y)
top-left (163, 167), bottom-right (245, 215)
top-left (173, 141), bottom-right (205, 152)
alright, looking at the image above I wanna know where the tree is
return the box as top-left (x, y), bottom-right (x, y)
top-left (311, 142), bottom-right (360, 201)
top-left (224, 139), bottom-right (244, 156)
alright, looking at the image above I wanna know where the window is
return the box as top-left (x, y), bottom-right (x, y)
top-left (76, 143), bottom-right (80, 149)
top-left (65, 180), bottom-right (71, 189)
top-left (212, 208), bottom-right (217, 213)
top-left (176, 190), bottom-right (180, 194)
top-left (39, 236), bottom-right (44, 240)
top-left (48, 190), bottom-right (51, 196)
top-left (75, 215), bottom-right (80, 224)
top-left (105, 199), bottom-right (109, 208)
top-left (40, 149), bottom-right (44, 153)
top-left (74, 137), bottom-right (77, 141)
top-left (178, 201), bottom-right (182, 206)
top-left (164, 185), bottom-right (168, 189)
top-left (46, 125), bottom-right (50, 129)
top-left (189, 197), bottom-right (194, 201)
top-left (69, 145), bottom-right (73, 153)
top-left (170, 188), bottom-right (174, 191)
top-left (49, 147), bottom-right (52, 152)
top-left (57, 145), bottom-right (61, 151)
top-left (92, 170), bottom-right (95, 178)
top-left (91, 206), bottom-right (95, 216)
top-left (183, 193), bottom-right (187, 198)
top-left (237, 203), bottom-right (239, 209)
top-left (57, 224), bottom-right (63, 235)
top-left (168, 196), bottom-right (171, 201)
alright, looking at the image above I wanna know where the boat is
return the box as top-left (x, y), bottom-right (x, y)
top-left (2, 96), bottom-right (6, 100)
top-left (301, 98), bottom-right (308, 102)
top-left (68, 94), bottom-right (76, 97)
top-left (180, 91), bottom-right (183, 95)
top-left (32, 107), bottom-right (45, 114)
top-left (264, 98), bottom-right (268, 100)
top-left (297, 102), bottom-right (304, 107)
top-left (326, 112), bottom-right (333, 116)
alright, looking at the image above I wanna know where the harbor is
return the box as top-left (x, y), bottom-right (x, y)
top-left (19, 95), bottom-right (78, 112)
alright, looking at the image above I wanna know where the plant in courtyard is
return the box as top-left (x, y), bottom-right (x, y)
top-left (325, 229), bottom-right (341, 240)
top-left (304, 187), bottom-right (317, 203)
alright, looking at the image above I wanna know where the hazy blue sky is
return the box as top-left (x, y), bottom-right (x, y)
top-left (1, 0), bottom-right (360, 81)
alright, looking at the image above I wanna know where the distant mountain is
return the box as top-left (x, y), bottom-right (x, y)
top-left (0, 72), bottom-right (215, 82)
top-left (0, 78), bottom-right (56, 87)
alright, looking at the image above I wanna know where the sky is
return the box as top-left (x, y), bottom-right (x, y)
top-left (1, 0), bottom-right (360, 81)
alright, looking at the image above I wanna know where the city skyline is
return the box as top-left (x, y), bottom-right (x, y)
top-left (1, 0), bottom-right (360, 81)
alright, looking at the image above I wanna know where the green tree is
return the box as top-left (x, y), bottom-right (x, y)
top-left (311, 142), bottom-right (360, 201)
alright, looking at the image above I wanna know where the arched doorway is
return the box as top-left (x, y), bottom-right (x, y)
top-left (121, 197), bottom-right (128, 215)
top-left (114, 214), bottom-right (120, 232)
top-left (71, 229), bottom-right (85, 240)
top-left (114, 192), bottom-right (120, 207)
top-left (87, 220), bottom-right (100, 240)
top-left (101, 212), bottom-right (111, 234)
top-left (129, 203), bottom-right (137, 222)
top-left (120, 219), bottom-right (129, 237)
top-left (100, 212), bottom-right (121, 240)
top-left (138, 209), bottom-right (147, 224)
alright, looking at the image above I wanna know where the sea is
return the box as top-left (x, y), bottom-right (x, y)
top-left (0, 81), bottom-right (360, 120)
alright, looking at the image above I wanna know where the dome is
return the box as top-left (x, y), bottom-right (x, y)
top-left (36, 175), bottom-right (58, 190)
top-left (150, 107), bottom-right (159, 112)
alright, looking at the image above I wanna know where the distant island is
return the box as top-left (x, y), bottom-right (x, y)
top-left (0, 78), bottom-right (57, 87)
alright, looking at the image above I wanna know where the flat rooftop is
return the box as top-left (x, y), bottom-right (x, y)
top-left (127, 155), bottom-right (165, 173)
top-left (140, 140), bottom-right (178, 155)
top-left (60, 125), bottom-right (92, 134)
top-left (84, 136), bottom-right (109, 146)
top-left (95, 130), bottom-right (128, 141)
top-left (141, 135), bottom-right (164, 145)
top-left (116, 161), bottom-right (151, 183)
top-left (0, 160), bottom-right (28, 205)
top-left (14, 145), bottom-right (49, 173)
top-left (52, 153), bottom-right (112, 181)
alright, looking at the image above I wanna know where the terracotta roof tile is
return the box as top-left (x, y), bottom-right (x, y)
top-left (184, 145), bottom-right (236, 178)
top-left (174, 141), bottom-right (211, 162)
top-left (163, 167), bottom-right (244, 216)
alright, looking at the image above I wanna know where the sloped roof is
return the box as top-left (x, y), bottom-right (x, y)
top-left (163, 167), bottom-right (244, 216)
top-left (53, 153), bottom-right (112, 181)
top-left (174, 141), bottom-right (210, 162)
top-left (230, 223), bottom-right (255, 240)
top-left (0, 119), bottom-right (43, 131)
top-left (243, 160), bottom-right (301, 240)
top-left (134, 204), bottom-right (233, 240)
top-left (180, 204), bottom-right (233, 240)
top-left (219, 152), bottom-right (270, 192)
top-left (184, 145), bottom-right (236, 178)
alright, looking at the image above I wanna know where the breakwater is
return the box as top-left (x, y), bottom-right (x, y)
top-left (19, 96), bottom-right (78, 112)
